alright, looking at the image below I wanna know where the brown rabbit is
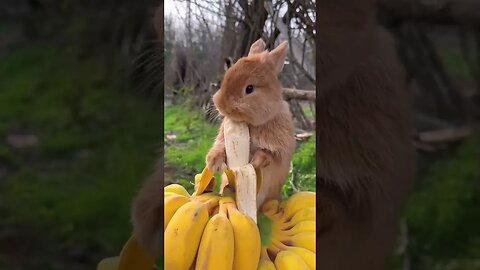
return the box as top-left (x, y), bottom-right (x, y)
top-left (314, 0), bottom-right (416, 269)
top-left (205, 39), bottom-right (296, 208)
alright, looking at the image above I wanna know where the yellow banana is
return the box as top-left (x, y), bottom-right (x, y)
top-left (261, 200), bottom-right (279, 216)
top-left (272, 220), bottom-right (316, 243)
top-left (272, 240), bottom-right (315, 270)
top-left (282, 207), bottom-right (316, 228)
top-left (257, 259), bottom-right (276, 270)
top-left (281, 192), bottom-right (315, 220)
top-left (195, 201), bottom-right (234, 270)
top-left (164, 194), bottom-right (191, 230)
top-left (268, 207), bottom-right (314, 233)
top-left (274, 250), bottom-right (310, 270)
top-left (284, 220), bottom-right (316, 235)
top-left (257, 247), bottom-right (275, 270)
top-left (164, 184), bottom-right (190, 197)
top-left (286, 232), bottom-right (316, 253)
top-left (165, 201), bottom-right (209, 270)
top-left (227, 203), bottom-right (261, 270)
top-left (118, 235), bottom-right (157, 270)
top-left (286, 247), bottom-right (315, 270)
top-left (164, 191), bottom-right (178, 198)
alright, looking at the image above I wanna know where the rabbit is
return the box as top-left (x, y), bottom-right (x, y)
top-left (313, 1), bottom-right (416, 269)
top-left (205, 39), bottom-right (296, 208)
top-left (130, 39), bottom-right (296, 257)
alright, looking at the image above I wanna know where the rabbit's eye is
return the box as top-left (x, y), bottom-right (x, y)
top-left (245, 85), bottom-right (254, 95)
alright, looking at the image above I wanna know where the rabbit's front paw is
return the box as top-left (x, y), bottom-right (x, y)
top-left (206, 148), bottom-right (227, 173)
top-left (250, 149), bottom-right (273, 169)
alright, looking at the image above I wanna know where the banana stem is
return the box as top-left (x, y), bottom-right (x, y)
top-left (204, 198), bottom-right (219, 215)
top-left (266, 242), bottom-right (281, 256)
top-left (219, 199), bottom-right (229, 216)
top-left (260, 247), bottom-right (270, 260)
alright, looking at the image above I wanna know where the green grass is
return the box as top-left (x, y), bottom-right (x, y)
top-left (0, 45), bottom-right (162, 269)
top-left (282, 137), bottom-right (316, 199)
top-left (398, 134), bottom-right (480, 269)
top-left (302, 105), bottom-right (315, 119)
top-left (440, 50), bottom-right (473, 83)
top-left (164, 106), bottom-right (218, 176)
top-left (406, 135), bottom-right (480, 253)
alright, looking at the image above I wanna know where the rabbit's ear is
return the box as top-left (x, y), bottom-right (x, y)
top-left (248, 39), bottom-right (266, 55)
top-left (267, 41), bottom-right (288, 75)
top-left (224, 57), bottom-right (233, 71)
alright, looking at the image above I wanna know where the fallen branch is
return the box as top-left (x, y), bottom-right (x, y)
top-left (283, 88), bottom-right (316, 100)
top-left (295, 132), bottom-right (314, 141)
top-left (417, 127), bottom-right (471, 143)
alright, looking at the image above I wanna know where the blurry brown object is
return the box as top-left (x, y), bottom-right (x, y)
top-left (316, 0), bottom-right (416, 269)
top-left (6, 134), bottom-right (39, 149)
top-left (154, 2), bottom-right (163, 46)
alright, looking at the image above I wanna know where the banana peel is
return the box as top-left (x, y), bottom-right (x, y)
top-left (192, 167), bottom-right (214, 196)
top-left (220, 167), bottom-right (262, 195)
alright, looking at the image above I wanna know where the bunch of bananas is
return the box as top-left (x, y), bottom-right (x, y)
top-left (164, 183), bottom-right (261, 270)
top-left (98, 183), bottom-right (316, 270)
top-left (257, 192), bottom-right (316, 270)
